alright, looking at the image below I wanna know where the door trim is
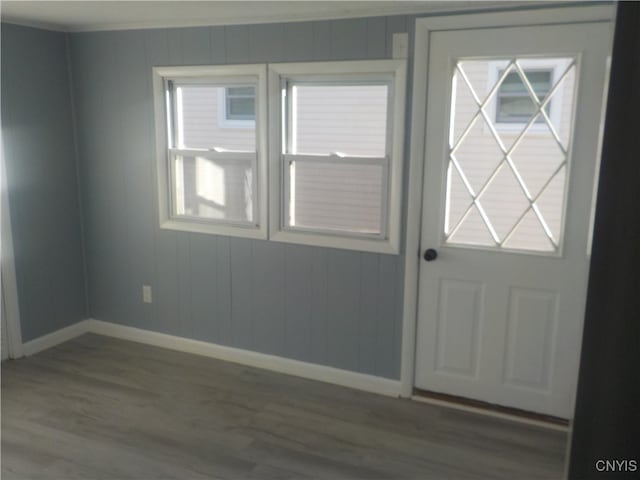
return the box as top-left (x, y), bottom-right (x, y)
top-left (1, 139), bottom-right (24, 359)
top-left (400, 5), bottom-right (614, 398)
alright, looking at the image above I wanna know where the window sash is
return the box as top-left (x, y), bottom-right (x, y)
top-left (282, 153), bottom-right (389, 238)
top-left (168, 148), bottom-right (258, 227)
top-left (282, 79), bottom-right (393, 157)
top-left (166, 78), bottom-right (258, 149)
top-left (153, 64), bottom-right (268, 240)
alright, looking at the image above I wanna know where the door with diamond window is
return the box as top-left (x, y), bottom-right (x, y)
top-left (414, 22), bottom-right (610, 418)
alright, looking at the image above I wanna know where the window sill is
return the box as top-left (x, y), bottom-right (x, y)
top-left (270, 229), bottom-right (399, 255)
top-left (160, 218), bottom-right (267, 240)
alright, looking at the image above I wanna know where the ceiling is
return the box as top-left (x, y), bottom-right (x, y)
top-left (1, 1), bottom-right (511, 32)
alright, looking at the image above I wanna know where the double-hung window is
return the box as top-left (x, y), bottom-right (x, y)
top-left (268, 60), bottom-right (406, 253)
top-left (152, 65), bottom-right (267, 239)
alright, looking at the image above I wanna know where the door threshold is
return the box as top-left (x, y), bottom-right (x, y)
top-left (412, 389), bottom-right (570, 432)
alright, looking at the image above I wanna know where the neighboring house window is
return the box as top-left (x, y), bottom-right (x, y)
top-left (488, 58), bottom-right (569, 132)
top-left (219, 87), bottom-right (256, 128)
top-left (152, 65), bottom-right (268, 239)
top-left (225, 87), bottom-right (255, 120)
top-left (496, 69), bottom-right (552, 123)
top-left (268, 60), bottom-right (407, 254)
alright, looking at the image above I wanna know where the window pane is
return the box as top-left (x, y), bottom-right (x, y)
top-left (226, 86), bottom-right (255, 120)
top-left (496, 97), bottom-right (550, 123)
top-left (449, 58), bottom-right (576, 252)
top-left (288, 160), bottom-right (384, 235)
top-left (291, 84), bottom-right (388, 157)
top-left (227, 96), bottom-right (255, 118)
top-left (175, 84), bottom-right (255, 151)
top-left (173, 154), bottom-right (254, 223)
top-left (497, 71), bottom-right (551, 123)
top-left (500, 71), bottom-right (551, 96)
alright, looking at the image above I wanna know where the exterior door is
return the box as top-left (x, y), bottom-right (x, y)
top-left (414, 22), bottom-right (610, 418)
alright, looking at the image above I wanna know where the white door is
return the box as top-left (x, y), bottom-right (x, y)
top-left (414, 22), bottom-right (610, 418)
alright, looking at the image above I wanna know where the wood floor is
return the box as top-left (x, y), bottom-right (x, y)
top-left (1, 334), bottom-right (567, 479)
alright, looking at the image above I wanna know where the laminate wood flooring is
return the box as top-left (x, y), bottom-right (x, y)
top-left (1, 334), bottom-right (567, 479)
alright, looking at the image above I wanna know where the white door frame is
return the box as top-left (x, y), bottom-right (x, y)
top-left (1, 136), bottom-right (24, 359)
top-left (400, 4), bottom-right (615, 398)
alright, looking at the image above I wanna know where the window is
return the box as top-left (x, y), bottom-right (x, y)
top-left (152, 65), bottom-right (267, 239)
top-left (268, 60), bottom-right (406, 253)
top-left (152, 61), bottom-right (406, 253)
top-left (488, 58), bottom-right (569, 132)
top-left (219, 87), bottom-right (256, 128)
top-left (496, 70), bottom-right (552, 123)
top-left (448, 57), bottom-right (577, 252)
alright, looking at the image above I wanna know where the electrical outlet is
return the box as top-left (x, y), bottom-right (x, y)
top-left (142, 285), bottom-right (152, 303)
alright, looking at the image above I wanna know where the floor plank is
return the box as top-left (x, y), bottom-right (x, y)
top-left (1, 334), bottom-right (567, 479)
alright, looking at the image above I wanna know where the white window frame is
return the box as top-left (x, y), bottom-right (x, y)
top-left (217, 87), bottom-right (256, 129)
top-left (487, 58), bottom-right (569, 133)
top-left (267, 60), bottom-right (407, 254)
top-left (152, 64), bottom-right (268, 239)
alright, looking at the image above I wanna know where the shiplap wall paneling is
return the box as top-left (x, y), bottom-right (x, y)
top-left (284, 244), bottom-right (313, 362)
top-left (1, 24), bottom-right (86, 341)
top-left (70, 16), bottom-right (408, 379)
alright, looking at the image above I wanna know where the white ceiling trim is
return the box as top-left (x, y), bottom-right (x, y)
top-left (0, 1), bottom-right (524, 33)
top-left (1, 16), bottom-right (66, 33)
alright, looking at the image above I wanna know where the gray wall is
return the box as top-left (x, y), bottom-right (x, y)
top-left (1, 23), bottom-right (87, 341)
top-left (70, 16), bottom-right (411, 379)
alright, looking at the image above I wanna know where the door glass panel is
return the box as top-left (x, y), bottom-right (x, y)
top-left (445, 57), bottom-right (576, 252)
top-left (446, 202), bottom-right (497, 247)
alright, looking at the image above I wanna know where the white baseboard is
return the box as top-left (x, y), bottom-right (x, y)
top-left (21, 319), bottom-right (572, 428)
top-left (22, 318), bottom-right (401, 398)
top-left (22, 319), bottom-right (91, 356)
top-left (86, 319), bottom-right (401, 398)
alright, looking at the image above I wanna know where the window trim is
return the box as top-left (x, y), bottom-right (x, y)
top-left (152, 64), bottom-right (268, 240)
top-left (267, 60), bottom-right (407, 254)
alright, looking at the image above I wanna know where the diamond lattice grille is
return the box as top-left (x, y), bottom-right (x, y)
top-left (444, 58), bottom-right (576, 252)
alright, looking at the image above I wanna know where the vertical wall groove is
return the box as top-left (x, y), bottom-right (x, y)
top-left (64, 32), bottom-right (90, 319)
top-left (69, 15), bottom-right (410, 379)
